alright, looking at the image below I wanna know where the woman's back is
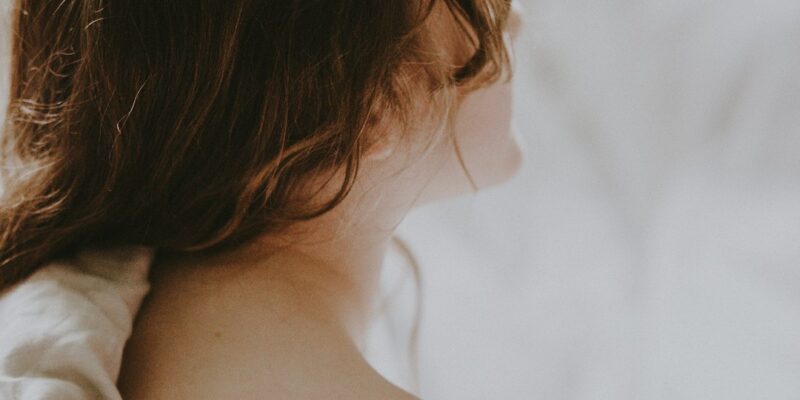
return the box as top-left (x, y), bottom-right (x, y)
top-left (117, 249), bottom-right (418, 399)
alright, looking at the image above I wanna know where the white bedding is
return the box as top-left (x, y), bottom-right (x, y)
top-left (0, 247), bottom-right (152, 400)
top-left (391, 0), bottom-right (800, 398)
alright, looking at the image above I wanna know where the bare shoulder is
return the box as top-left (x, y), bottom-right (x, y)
top-left (118, 254), bottom-right (419, 399)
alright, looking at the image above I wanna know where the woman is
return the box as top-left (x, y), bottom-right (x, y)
top-left (0, 0), bottom-right (523, 398)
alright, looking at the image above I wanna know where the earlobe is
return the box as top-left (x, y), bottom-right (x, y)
top-left (363, 133), bottom-right (399, 162)
top-left (364, 142), bottom-right (394, 161)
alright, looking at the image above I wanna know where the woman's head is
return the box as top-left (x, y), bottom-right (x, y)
top-left (0, 0), bottom-right (517, 287)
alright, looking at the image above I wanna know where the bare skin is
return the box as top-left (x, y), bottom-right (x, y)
top-left (118, 247), bottom-right (417, 399)
top-left (117, 137), bottom-right (437, 397)
top-left (117, 124), bottom-right (437, 398)
top-left (118, 3), bottom-right (524, 399)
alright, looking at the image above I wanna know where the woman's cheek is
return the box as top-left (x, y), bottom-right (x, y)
top-left (451, 78), bottom-right (523, 189)
top-left (414, 78), bottom-right (523, 205)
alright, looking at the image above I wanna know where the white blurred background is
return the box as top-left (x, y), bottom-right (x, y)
top-left (378, 0), bottom-right (800, 399)
top-left (2, 1), bottom-right (800, 399)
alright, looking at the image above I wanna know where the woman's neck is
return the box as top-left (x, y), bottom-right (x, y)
top-left (163, 167), bottom-right (417, 348)
top-left (176, 216), bottom-right (395, 348)
top-left (258, 237), bottom-right (391, 347)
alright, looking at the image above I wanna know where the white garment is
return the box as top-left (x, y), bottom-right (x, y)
top-left (0, 247), bottom-right (153, 400)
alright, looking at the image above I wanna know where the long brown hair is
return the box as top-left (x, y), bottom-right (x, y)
top-left (0, 0), bottom-right (511, 288)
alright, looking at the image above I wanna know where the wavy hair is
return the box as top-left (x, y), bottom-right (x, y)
top-left (0, 0), bottom-right (511, 288)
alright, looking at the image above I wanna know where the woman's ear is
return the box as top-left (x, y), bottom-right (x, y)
top-left (363, 119), bottom-right (401, 162)
top-left (364, 135), bottom-right (397, 161)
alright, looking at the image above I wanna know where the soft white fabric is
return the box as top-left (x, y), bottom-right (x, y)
top-left (0, 247), bottom-right (153, 400)
top-left (388, 0), bottom-right (800, 399)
